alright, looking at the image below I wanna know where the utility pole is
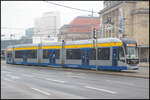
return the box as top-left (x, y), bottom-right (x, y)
top-left (90, 9), bottom-right (98, 71)
top-left (91, 9), bottom-right (94, 39)
top-left (122, 1), bottom-right (125, 38)
top-left (95, 30), bottom-right (98, 71)
top-left (99, 14), bottom-right (103, 38)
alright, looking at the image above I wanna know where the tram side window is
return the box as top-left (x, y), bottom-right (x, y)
top-left (67, 49), bottom-right (81, 59)
top-left (67, 49), bottom-right (72, 59)
top-left (72, 49), bottom-right (81, 59)
top-left (7, 52), bottom-right (12, 57)
top-left (43, 50), bottom-right (49, 59)
top-left (27, 50), bottom-right (37, 58)
top-left (119, 47), bottom-right (125, 61)
top-left (90, 48), bottom-right (96, 60)
top-left (98, 48), bottom-right (110, 60)
top-left (15, 51), bottom-right (24, 58)
top-left (55, 49), bottom-right (60, 59)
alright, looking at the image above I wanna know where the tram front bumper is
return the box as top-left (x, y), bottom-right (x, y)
top-left (127, 64), bottom-right (139, 70)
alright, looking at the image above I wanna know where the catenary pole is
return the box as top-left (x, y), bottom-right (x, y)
top-left (122, 1), bottom-right (125, 37)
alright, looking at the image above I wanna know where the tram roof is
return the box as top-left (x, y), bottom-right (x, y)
top-left (7, 38), bottom-right (123, 48)
top-left (11, 42), bottom-right (63, 48)
top-left (65, 38), bottom-right (122, 45)
top-left (42, 42), bottom-right (62, 46)
top-left (7, 45), bottom-right (14, 49)
top-left (120, 38), bottom-right (137, 44)
top-left (13, 43), bottom-right (39, 48)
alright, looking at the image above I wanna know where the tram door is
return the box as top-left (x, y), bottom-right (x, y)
top-left (49, 49), bottom-right (56, 64)
top-left (81, 48), bottom-right (90, 67)
top-left (23, 51), bottom-right (27, 64)
top-left (112, 47), bottom-right (118, 66)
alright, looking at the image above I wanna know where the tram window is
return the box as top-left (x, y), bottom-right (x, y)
top-left (43, 50), bottom-right (49, 59)
top-left (27, 50), bottom-right (37, 58)
top-left (67, 49), bottom-right (81, 59)
top-left (15, 51), bottom-right (24, 58)
top-left (98, 48), bottom-right (110, 60)
top-left (55, 50), bottom-right (60, 59)
top-left (90, 48), bottom-right (96, 60)
top-left (7, 52), bottom-right (12, 57)
top-left (119, 47), bottom-right (125, 61)
top-left (67, 49), bottom-right (72, 59)
top-left (72, 49), bottom-right (81, 59)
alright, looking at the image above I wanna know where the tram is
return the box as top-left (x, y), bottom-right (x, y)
top-left (6, 38), bottom-right (139, 71)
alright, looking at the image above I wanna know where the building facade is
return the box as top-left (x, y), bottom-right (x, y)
top-left (33, 11), bottom-right (60, 43)
top-left (99, 1), bottom-right (149, 62)
top-left (25, 27), bottom-right (34, 39)
top-left (59, 16), bottom-right (100, 41)
top-left (1, 39), bottom-right (32, 50)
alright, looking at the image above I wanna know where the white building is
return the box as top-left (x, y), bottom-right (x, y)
top-left (33, 11), bottom-right (60, 43)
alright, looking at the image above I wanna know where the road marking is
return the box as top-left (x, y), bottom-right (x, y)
top-left (45, 78), bottom-right (65, 83)
top-left (1, 71), bottom-right (11, 73)
top-left (22, 74), bottom-right (33, 77)
top-left (31, 88), bottom-right (51, 95)
top-left (85, 86), bottom-right (116, 94)
top-left (70, 75), bottom-right (85, 79)
top-left (106, 80), bottom-right (134, 86)
top-left (71, 76), bottom-right (80, 78)
top-left (6, 74), bottom-right (20, 79)
top-left (76, 73), bottom-right (86, 76)
top-left (3, 78), bottom-right (16, 82)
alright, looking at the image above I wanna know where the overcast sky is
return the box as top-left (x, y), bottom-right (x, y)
top-left (1, 1), bottom-right (103, 39)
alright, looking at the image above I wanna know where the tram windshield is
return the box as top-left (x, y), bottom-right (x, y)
top-left (126, 47), bottom-right (138, 59)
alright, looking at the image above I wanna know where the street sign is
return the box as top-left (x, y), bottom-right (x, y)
top-left (119, 18), bottom-right (123, 33)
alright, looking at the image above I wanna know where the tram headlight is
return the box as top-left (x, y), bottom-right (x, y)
top-left (134, 61), bottom-right (136, 64)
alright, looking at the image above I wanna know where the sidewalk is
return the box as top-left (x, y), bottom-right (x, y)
top-left (139, 62), bottom-right (149, 67)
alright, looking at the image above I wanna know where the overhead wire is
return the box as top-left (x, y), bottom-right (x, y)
top-left (44, 1), bottom-right (98, 13)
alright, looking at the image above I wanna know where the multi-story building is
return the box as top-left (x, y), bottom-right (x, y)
top-left (99, 1), bottom-right (149, 62)
top-left (59, 16), bottom-right (100, 41)
top-left (25, 27), bottom-right (34, 39)
top-left (1, 39), bottom-right (32, 50)
top-left (33, 11), bottom-right (60, 43)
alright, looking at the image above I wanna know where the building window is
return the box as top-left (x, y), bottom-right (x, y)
top-left (141, 20), bottom-right (147, 27)
top-left (98, 48), bottom-right (110, 60)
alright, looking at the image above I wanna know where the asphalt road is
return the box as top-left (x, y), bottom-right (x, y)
top-left (1, 61), bottom-right (149, 99)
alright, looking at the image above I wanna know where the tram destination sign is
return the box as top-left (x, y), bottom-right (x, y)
top-left (127, 44), bottom-right (136, 47)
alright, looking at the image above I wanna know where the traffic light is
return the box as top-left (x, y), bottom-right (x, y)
top-left (93, 28), bottom-right (97, 39)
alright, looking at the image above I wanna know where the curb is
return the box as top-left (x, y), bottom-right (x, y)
top-left (140, 66), bottom-right (149, 67)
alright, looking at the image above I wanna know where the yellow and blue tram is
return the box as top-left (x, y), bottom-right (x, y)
top-left (6, 38), bottom-right (139, 71)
